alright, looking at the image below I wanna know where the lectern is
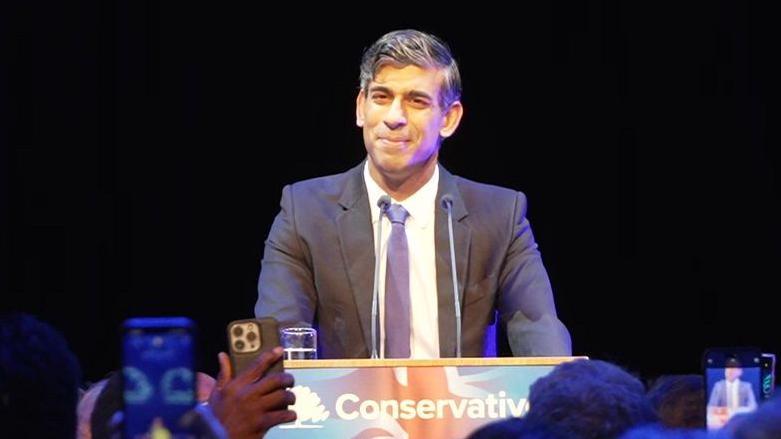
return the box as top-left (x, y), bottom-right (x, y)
top-left (267, 356), bottom-right (583, 439)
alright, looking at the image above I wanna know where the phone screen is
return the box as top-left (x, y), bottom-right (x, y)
top-left (704, 349), bottom-right (761, 431)
top-left (122, 318), bottom-right (196, 439)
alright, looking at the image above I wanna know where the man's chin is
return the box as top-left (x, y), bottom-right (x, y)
top-left (369, 155), bottom-right (409, 174)
top-left (377, 165), bottom-right (411, 180)
top-left (369, 153), bottom-right (436, 181)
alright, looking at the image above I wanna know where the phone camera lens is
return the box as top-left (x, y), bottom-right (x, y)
top-left (233, 326), bottom-right (244, 337)
top-left (247, 331), bottom-right (257, 342)
top-left (234, 340), bottom-right (245, 351)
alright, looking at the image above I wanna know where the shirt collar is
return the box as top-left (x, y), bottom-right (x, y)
top-left (364, 161), bottom-right (439, 229)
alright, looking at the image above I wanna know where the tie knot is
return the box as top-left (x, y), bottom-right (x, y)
top-left (386, 204), bottom-right (409, 225)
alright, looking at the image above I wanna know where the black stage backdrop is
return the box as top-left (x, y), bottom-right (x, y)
top-left (3, 2), bottom-right (779, 384)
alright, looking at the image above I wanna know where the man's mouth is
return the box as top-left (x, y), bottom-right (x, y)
top-left (379, 137), bottom-right (409, 144)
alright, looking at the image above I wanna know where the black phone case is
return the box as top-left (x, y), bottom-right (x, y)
top-left (703, 346), bottom-right (762, 369)
top-left (227, 317), bottom-right (283, 376)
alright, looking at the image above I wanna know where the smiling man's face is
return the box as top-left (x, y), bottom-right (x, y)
top-left (357, 64), bottom-right (461, 186)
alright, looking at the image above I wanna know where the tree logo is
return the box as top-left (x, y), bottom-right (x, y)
top-left (280, 385), bottom-right (330, 429)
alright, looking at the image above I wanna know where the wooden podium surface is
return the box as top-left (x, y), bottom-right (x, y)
top-left (268, 356), bottom-right (584, 439)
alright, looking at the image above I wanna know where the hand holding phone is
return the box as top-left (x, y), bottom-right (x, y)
top-left (209, 345), bottom-right (296, 438)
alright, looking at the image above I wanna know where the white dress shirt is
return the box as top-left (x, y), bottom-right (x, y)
top-left (727, 379), bottom-right (739, 409)
top-left (364, 162), bottom-right (440, 358)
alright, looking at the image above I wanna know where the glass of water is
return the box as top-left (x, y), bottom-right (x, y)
top-left (280, 327), bottom-right (317, 360)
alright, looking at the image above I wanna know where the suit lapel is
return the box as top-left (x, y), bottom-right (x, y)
top-left (336, 163), bottom-right (375, 356)
top-left (435, 166), bottom-right (470, 357)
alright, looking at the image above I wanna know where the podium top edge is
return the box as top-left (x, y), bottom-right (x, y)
top-left (283, 356), bottom-right (588, 369)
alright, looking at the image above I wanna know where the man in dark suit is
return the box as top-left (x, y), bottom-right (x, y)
top-left (255, 29), bottom-right (571, 359)
top-left (706, 366), bottom-right (758, 429)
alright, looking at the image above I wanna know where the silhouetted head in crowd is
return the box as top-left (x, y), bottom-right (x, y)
top-left (88, 372), bottom-right (122, 439)
top-left (77, 378), bottom-right (107, 439)
top-left (465, 417), bottom-right (525, 439)
top-left (646, 374), bottom-right (705, 429)
top-left (466, 416), bottom-right (574, 439)
top-left (619, 425), bottom-right (712, 439)
top-left (0, 312), bottom-right (82, 438)
top-left (524, 359), bottom-right (658, 439)
top-left (727, 392), bottom-right (781, 439)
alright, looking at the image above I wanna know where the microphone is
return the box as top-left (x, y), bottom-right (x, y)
top-left (371, 195), bottom-right (391, 359)
top-left (441, 194), bottom-right (462, 358)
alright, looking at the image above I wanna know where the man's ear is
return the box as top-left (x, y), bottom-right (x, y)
top-left (356, 90), bottom-right (366, 127)
top-left (439, 101), bottom-right (464, 138)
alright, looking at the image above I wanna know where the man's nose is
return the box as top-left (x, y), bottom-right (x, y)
top-left (383, 98), bottom-right (407, 129)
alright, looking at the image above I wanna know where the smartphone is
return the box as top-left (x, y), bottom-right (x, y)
top-left (760, 353), bottom-right (776, 401)
top-left (703, 346), bottom-right (762, 431)
top-left (122, 317), bottom-right (197, 439)
top-left (227, 317), bottom-right (283, 376)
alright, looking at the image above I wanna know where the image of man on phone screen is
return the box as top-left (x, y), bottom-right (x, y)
top-left (706, 366), bottom-right (758, 429)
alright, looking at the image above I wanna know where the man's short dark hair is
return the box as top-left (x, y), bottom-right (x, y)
top-left (466, 416), bottom-right (574, 439)
top-left (646, 374), bottom-right (705, 429)
top-left (525, 359), bottom-right (658, 439)
top-left (730, 393), bottom-right (781, 439)
top-left (0, 312), bottom-right (82, 438)
top-left (359, 29), bottom-right (462, 109)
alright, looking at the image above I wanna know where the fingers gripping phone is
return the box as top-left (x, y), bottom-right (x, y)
top-left (703, 347), bottom-right (762, 431)
top-left (226, 317), bottom-right (284, 376)
top-left (122, 317), bottom-right (197, 439)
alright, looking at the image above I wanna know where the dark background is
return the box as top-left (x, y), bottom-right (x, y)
top-left (3, 2), bottom-right (778, 384)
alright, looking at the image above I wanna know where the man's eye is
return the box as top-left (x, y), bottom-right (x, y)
top-left (372, 94), bottom-right (389, 101)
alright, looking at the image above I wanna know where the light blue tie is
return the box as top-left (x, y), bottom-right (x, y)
top-left (385, 204), bottom-right (410, 358)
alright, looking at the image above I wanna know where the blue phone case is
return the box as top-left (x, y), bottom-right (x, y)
top-left (121, 317), bottom-right (197, 438)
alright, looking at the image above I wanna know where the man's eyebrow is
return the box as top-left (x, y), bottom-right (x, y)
top-left (368, 85), bottom-right (392, 94)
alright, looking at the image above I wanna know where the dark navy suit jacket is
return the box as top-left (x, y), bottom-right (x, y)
top-left (256, 162), bottom-right (571, 358)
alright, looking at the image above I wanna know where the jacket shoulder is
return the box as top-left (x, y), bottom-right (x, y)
top-left (286, 167), bottom-right (357, 201)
